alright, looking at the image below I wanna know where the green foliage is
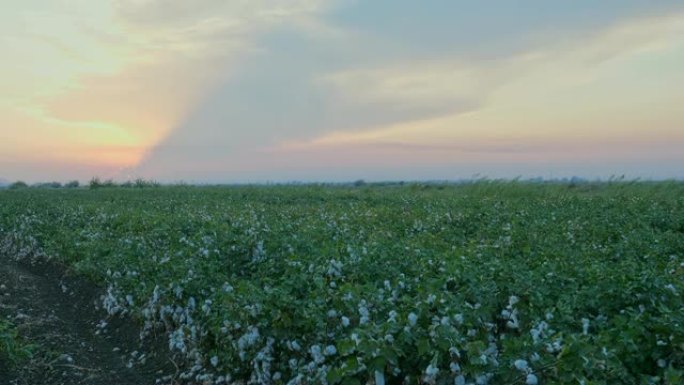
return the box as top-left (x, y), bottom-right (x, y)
top-left (0, 182), bottom-right (683, 384)
top-left (32, 182), bottom-right (63, 189)
top-left (8, 181), bottom-right (28, 189)
top-left (89, 177), bottom-right (158, 189)
top-left (89, 177), bottom-right (117, 189)
top-left (0, 320), bottom-right (34, 366)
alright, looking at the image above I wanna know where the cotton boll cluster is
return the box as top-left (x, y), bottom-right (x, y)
top-left (424, 364), bottom-right (439, 383)
top-left (545, 338), bottom-right (563, 353)
top-left (501, 295), bottom-right (520, 330)
top-left (513, 358), bottom-right (539, 385)
top-left (102, 285), bottom-right (124, 316)
top-left (530, 320), bottom-right (552, 344)
top-left (237, 327), bottom-right (261, 360)
top-left (358, 302), bottom-right (370, 325)
top-left (252, 240), bottom-right (266, 263)
top-left (168, 328), bottom-right (188, 353)
top-left (327, 259), bottom-right (344, 278)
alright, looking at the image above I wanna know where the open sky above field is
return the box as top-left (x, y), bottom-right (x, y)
top-left (1, 1), bottom-right (683, 183)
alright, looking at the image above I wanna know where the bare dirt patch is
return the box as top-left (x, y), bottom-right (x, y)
top-left (0, 258), bottom-right (175, 385)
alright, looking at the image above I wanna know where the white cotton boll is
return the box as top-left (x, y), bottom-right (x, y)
top-left (665, 284), bottom-right (678, 295)
top-left (288, 358), bottom-right (298, 369)
top-left (546, 339), bottom-right (563, 353)
top-left (657, 359), bottom-right (667, 368)
top-left (408, 312), bottom-right (418, 326)
top-left (514, 359), bottom-right (528, 371)
top-left (441, 316), bottom-right (450, 326)
top-left (341, 316), bottom-right (350, 327)
top-left (375, 370), bottom-right (386, 385)
top-left (324, 345), bottom-right (337, 356)
top-left (202, 300), bottom-right (212, 314)
top-left (506, 319), bottom-right (519, 329)
top-left (449, 347), bottom-right (461, 358)
top-left (530, 329), bottom-right (541, 343)
top-left (450, 362), bottom-right (460, 373)
top-left (351, 333), bottom-right (361, 345)
top-left (290, 340), bottom-right (301, 351)
top-left (327, 259), bottom-right (343, 277)
top-left (310, 345), bottom-right (324, 363)
top-left (237, 327), bottom-right (260, 351)
top-left (327, 309), bottom-right (338, 318)
top-left (455, 375), bottom-right (466, 385)
top-left (210, 356), bottom-right (219, 367)
top-left (509, 296), bottom-right (519, 306)
top-left (526, 373), bottom-right (538, 385)
top-left (581, 318), bottom-right (590, 335)
top-left (425, 364), bottom-right (439, 377)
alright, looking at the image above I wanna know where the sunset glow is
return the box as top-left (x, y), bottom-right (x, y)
top-left (1, 1), bottom-right (683, 182)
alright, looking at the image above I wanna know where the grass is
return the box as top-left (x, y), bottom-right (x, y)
top-left (1, 181), bottom-right (683, 384)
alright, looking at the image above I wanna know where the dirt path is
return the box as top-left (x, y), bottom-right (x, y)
top-left (0, 259), bottom-right (174, 385)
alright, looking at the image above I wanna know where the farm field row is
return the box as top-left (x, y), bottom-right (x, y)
top-left (1, 182), bottom-right (683, 384)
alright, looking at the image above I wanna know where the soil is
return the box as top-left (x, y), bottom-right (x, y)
top-left (0, 258), bottom-right (176, 385)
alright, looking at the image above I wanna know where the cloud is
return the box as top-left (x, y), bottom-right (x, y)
top-left (3, 2), bottom-right (683, 182)
top-left (292, 12), bottom-right (684, 146)
top-left (0, 0), bottom-right (339, 181)
top-left (132, 10), bottom-right (684, 182)
top-left (317, 12), bottom-right (684, 121)
top-left (317, 60), bottom-right (500, 115)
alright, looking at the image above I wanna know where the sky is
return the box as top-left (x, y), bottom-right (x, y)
top-left (1, 0), bottom-right (683, 183)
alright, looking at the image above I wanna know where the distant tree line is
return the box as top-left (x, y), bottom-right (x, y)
top-left (88, 178), bottom-right (160, 189)
top-left (8, 181), bottom-right (79, 189)
top-left (4, 178), bottom-right (160, 190)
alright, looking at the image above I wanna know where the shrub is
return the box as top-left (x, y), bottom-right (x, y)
top-left (89, 178), bottom-right (116, 189)
top-left (33, 182), bottom-right (62, 189)
top-left (8, 181), bottom-right (28, 190)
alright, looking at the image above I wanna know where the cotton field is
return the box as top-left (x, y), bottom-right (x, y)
top-left (1, 183), bottom-right (683, 384)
